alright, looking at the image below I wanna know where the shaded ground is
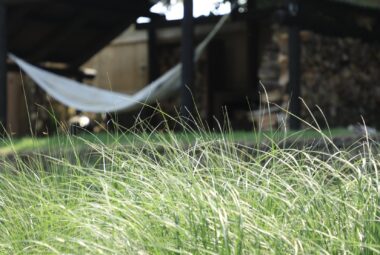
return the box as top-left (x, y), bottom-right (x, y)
top-left (0, 128), bottom-right (353, 155)
top-left (1, 128), bottom-right (377, 162)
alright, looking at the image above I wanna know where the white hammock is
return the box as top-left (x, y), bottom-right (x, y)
top-left (9, 13), bottom-right (230, 113)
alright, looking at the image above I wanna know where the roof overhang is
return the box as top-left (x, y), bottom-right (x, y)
top-left (5, 0), bottom-right (152, 67)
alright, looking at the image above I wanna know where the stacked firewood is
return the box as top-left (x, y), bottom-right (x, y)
top-left (271, 27), bottom-right (380, 128)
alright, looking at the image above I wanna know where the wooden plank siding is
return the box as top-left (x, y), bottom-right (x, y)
top-left (83, 26), bottom-right (149, 94)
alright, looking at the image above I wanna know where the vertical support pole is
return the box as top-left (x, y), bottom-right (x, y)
top-left (247, 0), bottom-right (260, 108)
top-left (207, 40), bottom-right (224, 129)
top-left (75, 73), bottom-right (83, 116)
top-left (148, 16), bottom-right (159, 82)
top-left (180, 0), bottom-right (194, 120)
top-left (0, 2), bottom-right (7, 134)
top-left (287, 0), bottom-right (301, 130)
top-left (139, 16), bottom-right (159, 123)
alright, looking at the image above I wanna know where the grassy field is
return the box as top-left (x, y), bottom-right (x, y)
top-left (0, 123), bottom-right (379, 254)
top-left (0, 127), bottom-right (354, 156)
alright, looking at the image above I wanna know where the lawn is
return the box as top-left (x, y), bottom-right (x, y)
top-left (0, 127), bottom-right (354, 156)
top-left (0, 125), bottom-right (379, 254)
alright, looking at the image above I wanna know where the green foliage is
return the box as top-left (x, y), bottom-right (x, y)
top-left (0, 121), bottom-right (379, 254)
top-left (0, 128), bottom-right (353, 156)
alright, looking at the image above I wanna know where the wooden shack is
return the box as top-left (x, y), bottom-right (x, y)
top-left (83, 0), bottom-right (380, 130)
top-left (1, 0), bottom-right (153, 135)
top-left (2, 0), bottom-right (380, 136)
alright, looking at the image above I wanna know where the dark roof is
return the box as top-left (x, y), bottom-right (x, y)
top-left (256, 0), bottom-right (380, 10)
top-left (6, 0), bottom-right (380, 68)
top-left (298, 0), bottom-right (380, 41)
top-left (255, 0), bottom-right (380, 41)
top-left (6, 0), bottom-right (152, 68)
top-left (332, 0), bottom-right (380, 10)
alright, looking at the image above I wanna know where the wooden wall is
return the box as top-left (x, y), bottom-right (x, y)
top-left (7, 72), bottom-right (29, 136)
top-left (84, 25), bottom-right (149, 94)
top-left (83, 20), bottom-right (257, 129)
top-left (6, 20), bottom-right (265, 135)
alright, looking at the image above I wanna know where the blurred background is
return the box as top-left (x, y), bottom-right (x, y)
top-left (2, 0), bottom-right (380, 136)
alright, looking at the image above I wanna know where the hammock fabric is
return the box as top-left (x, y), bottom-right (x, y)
top-left (10, 14), bottom-right (230, 113)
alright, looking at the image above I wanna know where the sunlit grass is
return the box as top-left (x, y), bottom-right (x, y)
top-left (0, 127), bottom-right (353, 156)
top-left (0, 114), bottom-right (379, 254)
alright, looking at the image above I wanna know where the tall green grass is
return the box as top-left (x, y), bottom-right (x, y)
top-left (0, 127), bottom-right (354, 156)
top-left (0, 115), bottom-right (379, 254)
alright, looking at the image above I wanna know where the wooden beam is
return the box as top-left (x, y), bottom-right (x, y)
top-left (148, 17), bottom-right (159, 82)
top-left (0, 3), bottom-right (7, 134)
top-left (247, 0), bottom-right (260, 108)
top-left (7, 8), bottom-right (29, 39)
top-left (207, 40), bottom-right (224, 129)
top-left (135, 5), bottom-right (276, 30)
top-left (276, 0), bottom-right (380, 42)
top-left (287, 0), bottom-right (301, 130)
top-left (70, 16), bottom-right (136, 68)
top-left (180, 0), bottom-right (195, 120)
top-left (7, 63), bottom-right (95, 81)
top-left (137, 15), bottom-right (227, 30)
top-left (27, 14), bottom-right (89, 62)
top-left (69, 1), bottom-right (152, 67)
top-left (3, 0), bottom-right (49, 4)
top-left (138, 16), bottom-right (159, 122)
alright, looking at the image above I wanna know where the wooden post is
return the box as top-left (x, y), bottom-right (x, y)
top-left (0, 2), bottom-right (7, 134)
top-left (207, 40), bottom-right (224, 129)
top-left (148, 16), bottom-right (159, 82)
top-left (139, 16), bottom-right (159, 122)
top-left (247, 0), bottom-right (260, 108)
top-left (287, 0), bottom-right (301, 130)
top-left (180, 0), bottom-right (194, 120)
